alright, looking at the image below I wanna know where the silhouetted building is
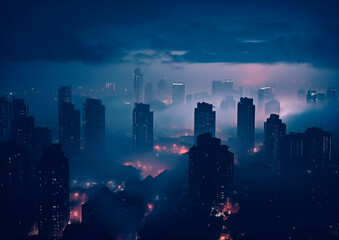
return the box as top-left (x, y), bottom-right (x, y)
top-left (38, 144), bottom-right (69, 239)
top-left (306, 90), bottom-right (317, 104)
top-left (133, 103), bottom-right (153, 152)
top-left (212, 80), bottom-right (233, 97)
top-left (304, 127), bottom-right (332, 169)
top-left (258, 87), bottom-right (274, 106)
top-left (0, 97), bottom-right (11, 141)
top-left (237, 97), bottom-right (255, 154)
top-left (265, 99), bottom-right (280, 116)
top-left (32, 127), bottom-right (52, 176)
top-left (264, 114), bottom-right (286, 170)
top-left (83, 98), bottom-right (105, 168)
top-left (316, 93), bottom-right (326, 103)
top-left (133, 68), bottom-right (143, 103)
top-left (189, 133), bottom-right (234, 208)
top-left (282, 132), bottom-right (306, 172)
top-left (172, 82), bottom-right (185, 105)
top-left (327, 87), bottom-right (337, 101)
top-left (58, 86), bottom-right (80, 160)
top-left (144, 82), bottom-right (154, 104)
top-left (194, 102), bottom-right (215, 145)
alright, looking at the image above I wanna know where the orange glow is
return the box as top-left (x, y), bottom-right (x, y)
top-left (123, 160), bottom-right (165, 178)
top-left (153, 144), bottom-right (189, 155)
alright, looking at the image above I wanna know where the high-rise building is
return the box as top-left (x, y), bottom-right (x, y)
top-left (258, 87), bottom-right (274, 106)
top-left (144, 82), bottom-right (154, 104)
top-left (304, 127), bottom-right (332, 169)
top-left (306, 90), bottom-right (317, 104)
top-left (157, 78), bottom-right (170, 104)
top-left (133, 103), bottom-right (153, 152)
top-left (282, 132), bottom-right (306, 172)
top-left (133, 68), bottom-right (143, 103)
top-left (212, 80), bottom-right (233, 98)
top-left (58, 87), bottom-right (80, 160)
top-left (186, 94), bottom-right (193, 104)
top-left (11, 99), bottom-right (34, 151)
top-left (264, 114), bottom-right (286, 170)
top-left (189, 133), bottom-right (234, 208)
top-left (327, 87), bottom-right (337, 101)
top-left (38, 144), bottom-right (69, 239)
top-left (172, 82), bottom-right (185, 105)
top-left (32, 127), bottom-right (52, 168)
top-left (265, 99), bottom-right (280, 116)
top-left (0, 97), bottom-right (11, 142)
top-left (83, 98), bottom-right (105, 167)
top-left (194, 102), bottom-right (216, 145)
top-left (237, 97), bottom-right (255, 154)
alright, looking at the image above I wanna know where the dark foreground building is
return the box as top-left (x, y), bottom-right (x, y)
top-left (38, 144), bottom-right (69, 239)
top-left (133, 103), bottom-right (153, 152)
top-left (189, 133), bottom-right (234, 208)
top-left (194, 102), bottom-right (216, 145)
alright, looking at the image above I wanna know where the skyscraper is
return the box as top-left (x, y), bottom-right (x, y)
top-left (264, 114), bottom-right (286, 170)
top-left (144, 82), bottom-right (154, 104)
top-left (58, 86), bottom-right (80, 160)
top-left (258, 87), bottom-right (274, 106)
top-left (38, 144), bottom-right (69, 239)
top-left (237, 97), bottom-right (255, 154)
top-left (0, 97), bottom-right (11, 142)
top-left (306, 90), bottom-right (317, 104)
top-left (327, 87), bottom-right (337, 101)
top-left (172, 82), bottom-right (185, 105)
top-left (212, 80), bottom-right (233, 98)
top-left (194, 102), bottom-right (216, 145)
top-left (133, 68), bottom-right (143, 103)
top-left (282, 132), bottom-right (306, 172)
top-left (133, 103), bottom-right (153, 152)
top-left (265, 99), bottom-right (280, 116)
top-left (304, 127), bottom-right (332, 169)
top-left (189, 133), bottom-right (234, 208)
top-left (83, 98), bottom-right (105, 167)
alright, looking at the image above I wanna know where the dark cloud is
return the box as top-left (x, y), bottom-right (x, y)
top-left (0, 0), bottom-right (338, 68)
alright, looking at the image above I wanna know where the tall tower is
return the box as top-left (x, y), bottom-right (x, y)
top-left (133, 68), bottom-right (143, 103)
top-left (172, 82), bottom-right (185, 105)
top-left (0, 97), bottom-right (11, 141)
top-left (83, 98), bottom-right (105, 167)
top-left (237, 97), bottom-right (255, 154)
top-left (189, 133), bottom-right (234, 208)
top-left (212, 80), bottom-right (233, 98)
top-left (194, 102), bottom-right (216, 145)
top-left (38, 144), bottom-right (69, 239)
top-left (58, 86), bottom-right (80, 160)
top-left (264, 114), bottom-right (286, 170)
top-left (258, 87), bottom-right (274, 107)
top-left (265, 99), bottom-right (280, 117)
top-left (133, 103), bottom-right (153, 152)
top-left (144, 82), bottom-right (154, 104)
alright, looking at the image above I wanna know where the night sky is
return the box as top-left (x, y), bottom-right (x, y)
top-left (0, 0), bottom-right (338, 91)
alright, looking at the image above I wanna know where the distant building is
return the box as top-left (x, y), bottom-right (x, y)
top-left (133, 103), bottom-right (153, 152)
top-left (189, 133), bottom-right (234, 208)
top-left (258, 87), bottom-right (274, 106)
top-left (38, 144), bottom-right (69, 239)
top-left (264, 114), bottom-right (286, 170)
top-left (306, 90), bottom-right (317, 104)
top-left (83, 98), bottom-right (105, 167)
top-left (0, 97), bottom-right (11, 141)
top-left (221, 96), bottom-right (236, 110)
top-left (157, 78), bottom-right (169, 102)
top-left (212, 80), bottom-right (233, 98)
top-left (237, 97), bottom-right (255, 154)
top-left (172, 82), bottom-right (185, 105)
top-left (194, 102), bottom-right (215, 145)
top-left (144, 82), bottom-right (154, 104)
top-left (133, 68), bottom-right (143, 103)
top-left (304, 127), bottom-right (332, 169)
top-left (186, 94), bottom-right (193, 104)
top-left (58, 86), bottom-right (80, 160)
top-left (265, 99), bottom-right (280, 116)
top-left (327, 87), bottom-right (337, 101)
